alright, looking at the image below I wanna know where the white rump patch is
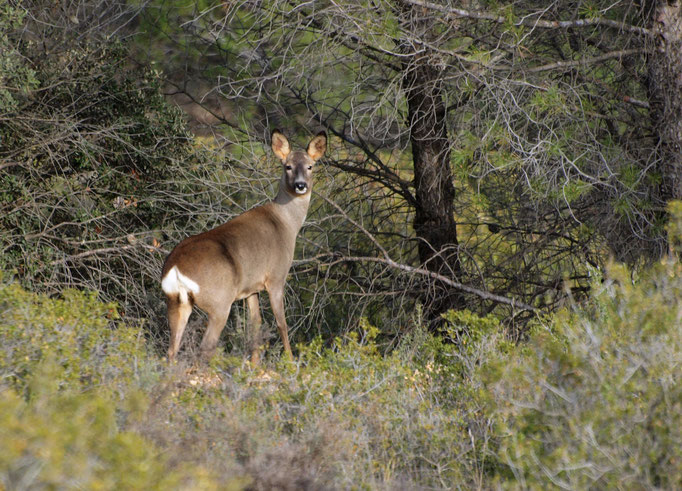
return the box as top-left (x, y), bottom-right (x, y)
top-left (161, 266), bottom-right (200, 304)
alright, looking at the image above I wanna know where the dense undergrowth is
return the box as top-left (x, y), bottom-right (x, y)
top-left (3, 2), bottom-right (682, 488)
top-left (1, 248), bottom-right (681, 489)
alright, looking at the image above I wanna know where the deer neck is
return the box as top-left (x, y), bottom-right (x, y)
top-left (273, 177), bottom-right (311, 234)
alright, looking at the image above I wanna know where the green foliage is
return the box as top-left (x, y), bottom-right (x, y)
top-left (0, 280), bottom-right (218, 489)
top-left (0, 2), bottom-right (38, 111)
top-left (488, 259), bottom-right (682, 488)
top-left (530, 84), bottom-right (568, 118)
top-left (154, 311), bottom-right (519, 488)
top-left (666, 200), bottom-right (682, 254)
top-left (0, 277), bottom-right (490, 488)
top-left (440, 310), bottom-right (514, 369)
top-left (3, 0), bottom-right (682, 487)
top-left (2, 252), bottom-right (682, 488)
top-left (0, 282), bottom-right (152, 396)
top-left (0, 1), bottom-right (225, 333)
top-left (0, 387), bottom-right (214, 490)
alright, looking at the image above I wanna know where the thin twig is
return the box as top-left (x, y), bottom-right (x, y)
top-left (526, 48), bottom-right (644, 73)
top-left (341, 255), bottom-right (537, 312)
top-left (316, 194), bottom-right (537, 312)
top-left (50, 244), bottom-right (139, 265)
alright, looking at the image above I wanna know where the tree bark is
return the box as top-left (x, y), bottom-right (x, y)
top-left (402, 54), bottom-right (465, 317)
top-left (646, 1), bottom-right (682, 252)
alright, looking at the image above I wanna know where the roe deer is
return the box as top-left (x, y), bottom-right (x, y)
top-left (161, 130), bottom-right (327, 362)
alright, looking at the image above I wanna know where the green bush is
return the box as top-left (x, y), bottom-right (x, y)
top-left (0, 2), bottom-right (38, 111)
top-left (0, 280), bottom-right (221, 489)
top-left (0, 0), bottom-right (203, 334)
top-left (1, 253), bottom-right (681, 488)
top-left (138, 318), bottom-right (503, 489)
top-left (2, 203), bottom-right (681, 488)
top-left (488, 259), bottom-right (682, 488)
top-left (0, 385), bottom-right (216, 490)
top-left (0, 282), bottom-right (152, 396)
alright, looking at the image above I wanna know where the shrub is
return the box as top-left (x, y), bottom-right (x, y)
top-left (2, 207), bottom-right (681, 489)
top-left (488, 258), bottom-right (682, 488)
top-left (135, 319), bottom-right (505, 490)
top-left (0, 0), bottom-right (206, 339)
top-left (0, 384), bottom-right (216, 490)
top-left (0, 1), bottom-right (290, 350)
top-left (0, 281), bottom-right (153, 396)
top-left (0, 280), bottom-right (219, 489)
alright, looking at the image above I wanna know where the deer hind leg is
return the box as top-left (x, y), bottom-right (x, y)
top-left (167, 296), bottom-right (192, 360)
top-left (199, 304), bottom-right (231, 359)
top-left (267, 284), bottom-right (293, 360)
top-left (245, 293), bottom-right (264, 364)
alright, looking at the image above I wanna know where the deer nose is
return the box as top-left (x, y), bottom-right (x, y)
top-left (294, 182), bottom-right (307, 194)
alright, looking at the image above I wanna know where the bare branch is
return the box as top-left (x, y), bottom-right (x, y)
top-left (622, 96), bottom-right (650, 109)
top-left (50, 245), bottom-right (140, 265)
top-left (318, 195), bottom-right (537, 312)
top-left (526, 48), bottom-right (644, 73)
top-left (403, 0), bottom-right (653, 36)
top-left (311, 253), bottom-right (538, 312)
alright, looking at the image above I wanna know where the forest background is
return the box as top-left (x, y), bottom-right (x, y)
top-left (1, 0), bottom-right (681, 489)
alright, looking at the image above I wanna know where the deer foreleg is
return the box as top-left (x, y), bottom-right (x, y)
top-left (267, 285), bottom-right (293, 360)
top-left (246, 293), bottom-right (263, 364)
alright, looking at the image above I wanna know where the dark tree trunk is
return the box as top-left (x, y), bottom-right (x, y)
top-left (402, 55), bottom-right (465, 317)
top-left (646, 0), bottom-right (682, 253)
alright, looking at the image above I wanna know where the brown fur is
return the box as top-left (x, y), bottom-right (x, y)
top-left (161, 130), bottom-right (327, 361)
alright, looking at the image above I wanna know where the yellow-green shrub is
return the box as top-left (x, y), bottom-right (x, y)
top-left (0, 281), bottom-right (221, 489)
top-left (0, 374), bottom-right (219, 490)
top-left (0, 282), bottom-right (153, 395)
top-left (488, 259), bottom-right (682, 488)
top-left (2, 246), bottom-right (681, 489)
top-left (154, 318), bottom-right (504, 489)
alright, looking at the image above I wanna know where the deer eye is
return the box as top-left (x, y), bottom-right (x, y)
top-left (286, 165), bottom-right (292, 171)
top-left (307, 166), bottom-right (312, 170)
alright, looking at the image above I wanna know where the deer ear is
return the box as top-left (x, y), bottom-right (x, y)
top-left (307, 131), bottom-right (327, 161)
top-left (271, 130), bottom-right (290, 160)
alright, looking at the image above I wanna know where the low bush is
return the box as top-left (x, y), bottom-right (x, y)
top-left (0, 282), bottom-right (152, 396)
top-left (0, 281), bottom-right (219, 489)
top-left (138, 321), bottom-right (499, 489)
top-left (0, 385), bottom-right (217, 490)
top-left (1, 249), bottom-right (681, 489)
top-left (487, 259), bottom-right (682, 488)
